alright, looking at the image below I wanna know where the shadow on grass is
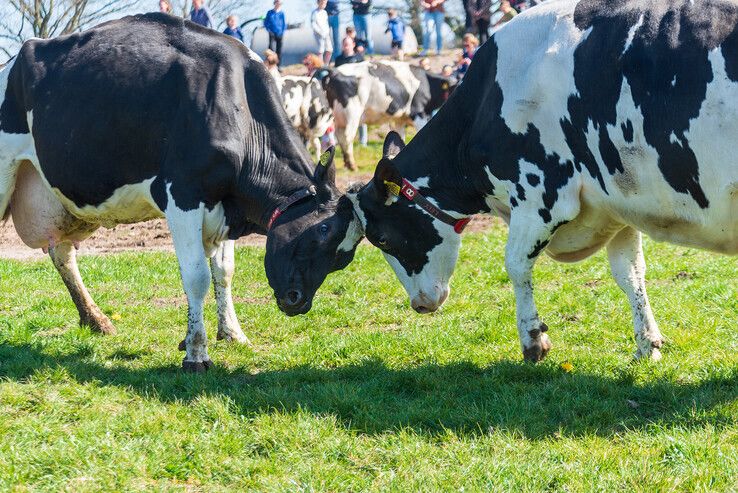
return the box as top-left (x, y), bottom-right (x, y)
top-left (1, 341), bottom-right (736, 439)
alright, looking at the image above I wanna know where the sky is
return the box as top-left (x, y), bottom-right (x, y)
top-left (1, 0), bottom-right (464, 62)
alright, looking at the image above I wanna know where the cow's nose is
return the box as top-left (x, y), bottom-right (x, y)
top-left (411, 295), bottom-right (440, 314)
top-left (283, 289), bottom-right (304, 307)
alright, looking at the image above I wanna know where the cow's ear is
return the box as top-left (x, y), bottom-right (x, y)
top-left (382, 131), bottom-right (405, 160)
top-left (372, 158), bottom-right (402, 200)
top-left (314, 146), bottom-right (336, 187)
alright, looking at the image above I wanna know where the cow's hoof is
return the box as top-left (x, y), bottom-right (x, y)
top-left (82, 314), bottom-right (116, 336)
top-left (523, 333), bottom-right (552, 363)
top-left (344, 162), bottom-right (357, 171)
top-left (216, 331), bottom-right (250, 344)
top-left (178, 339), bottom-right (187, 351)
top-left (182, 359), bottom-right (214, 372)
top-left (634, 340), bottom-right (663, 362)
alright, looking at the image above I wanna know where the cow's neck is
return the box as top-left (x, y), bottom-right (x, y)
top-left (234, 127), bottom-right (317, 233)
top-left (392, 98), bottom-right (492, 217)
top-left (392, 46), bottom-right (498, 218)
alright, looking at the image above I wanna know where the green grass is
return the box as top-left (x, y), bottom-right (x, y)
top-left (0, 226), bottom-right (737, 491)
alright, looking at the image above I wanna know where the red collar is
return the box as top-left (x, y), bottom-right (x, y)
top-left (267, 186), bottom-right (317, 230)
top-left (399, 179), bottom-right (471, 234)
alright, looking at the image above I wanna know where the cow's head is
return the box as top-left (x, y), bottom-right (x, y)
top-left (265, 147), bottom-right (363, 315)
top-left (348, 132), bottom-right (463, 313)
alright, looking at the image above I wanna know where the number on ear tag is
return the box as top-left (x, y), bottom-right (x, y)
top-left (384, 180), bottom-right (401, 196)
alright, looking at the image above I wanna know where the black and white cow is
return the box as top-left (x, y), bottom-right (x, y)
top-left (0, 13), bottom-right (362, 371)
top-left (274, 75), bottom-right (333, 161)
top-left (319, 60), bottom-right (455, 170)
top-left (349, 0), bottom-right (738, 362)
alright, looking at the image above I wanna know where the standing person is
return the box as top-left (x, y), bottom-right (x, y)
top-left (264, 0), bottom-right (286, 63)
top-left (223, 15), bottom-right (245, 42)
top-left (421, 0), bottom-right (446, 56)
top-left (468, 0), bottom-right (492, 44)
top-left (493, 0), bottom-right (518, 29)
top-left (326, 0), bottom-right (341, 62)
top-left (335, 36), bottom-right (364, 67)
top-left (263, 49), bottom-right (281, 79)
top-left (311, 0), bottom-right (333, 65)
top-left (351, 0), bottom-right (374, 55)
top-left (386, 8), bottom-right (405, 60)
top-left (190, 0), bottom-right (213, 28)
top-left (158, 0), bottom-right (172, 14)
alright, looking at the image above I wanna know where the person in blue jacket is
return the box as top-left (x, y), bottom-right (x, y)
top-left (264, 0), bottom-right (286, 64)
top-left (386, 8), bottom-right (405, 60)
top-left (223, 15), bottom-right (244, 42)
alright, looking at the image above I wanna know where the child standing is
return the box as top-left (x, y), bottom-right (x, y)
top-left (386, 9), bottom-right (405, 60)
top-left (311, 0), bottom-right (333, 64)
top-left (264, 0), bottom-right (286, 64)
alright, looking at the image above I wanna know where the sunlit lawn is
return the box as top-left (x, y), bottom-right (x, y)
top-left (0, 224), bottom-right (736, 491)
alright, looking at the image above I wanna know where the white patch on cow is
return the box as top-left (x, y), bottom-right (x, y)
top-left (623, 14), bottom-right (645, 55)
top-left (165, 184), bottom-right (212, 365)
top-left (52, 177), bottom-right (163, 228)
top-left (337, 210), bottom-right (363, 253)
top-left (410, 177), bottom-right (430, 189)
top-left (669, 131), bottom-right (680, 145)
top-left (383, 223), bottom-right (459, 312)
top-left (495, 1), bottom-right (586, 162)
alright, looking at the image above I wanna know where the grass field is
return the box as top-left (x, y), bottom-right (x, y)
top-left (0, 222), bottom-right (736, 491)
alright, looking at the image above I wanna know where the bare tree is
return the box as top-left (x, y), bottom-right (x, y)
top-left (0, 0), bottom-right (139, 59)
top-left (0, 0), bottom-right (258, 61)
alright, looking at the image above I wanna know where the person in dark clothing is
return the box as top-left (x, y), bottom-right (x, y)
top-left (351, 0), bottom-right (374, 54)
top-left (461, 0), bottom-right (473, 32)
top-left (335, 36), bottom-right (365, 67)
top-left (264, 0), bottom-right (286, 63)
top-left (223, 15), bottom-right (244, 42)
top-left (190, 0), bottom-right (213, 28)
top-left (468, 0), bottom-right (491, 44)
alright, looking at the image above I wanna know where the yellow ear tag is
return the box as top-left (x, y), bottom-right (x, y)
top-left (442, 83), bottom-right (449, 90)
top-left (319, 150), bottom-right (331, 167)
top-left (384, 180), bottom-right (401, 196)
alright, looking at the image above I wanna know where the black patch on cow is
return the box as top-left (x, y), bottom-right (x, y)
top-left (528, 238), bottom-right (550, 259)
top-left (621, 119), bottom-right (634, 143)
top-left (510, 197), bottom-right (518, 208)
top-left (0, 60), bottom-right (30, 134)
top-left (538, 208), bottom-right (552, 223)
top-left (307, 80), bottom-right (330, 130)
top-left (368, 62), bottom-right (409, 115)
top-left (516, 183), bottom-right (526, 201)
top-left (409, 66), bottom-right (455, 119)
top-left (526, 173), bottom-right (540, 187)
top-left (565, 0), bottom-right (738, 209)
top-left (321, 69), bottom-right (359, 108)
top-left (358, 182), bottom-right (442, 277)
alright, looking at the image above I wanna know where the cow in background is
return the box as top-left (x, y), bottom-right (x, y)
top-left (318, 60), bottom-right (455, 170)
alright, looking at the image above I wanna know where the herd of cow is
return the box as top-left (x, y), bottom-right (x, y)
top-left (0, 0), bottom-right (736, 372)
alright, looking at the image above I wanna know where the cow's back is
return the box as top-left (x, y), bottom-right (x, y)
top-left (463, 0), bottom-right (738, 252)
top-left (3, 13), bottom-right (266, 210)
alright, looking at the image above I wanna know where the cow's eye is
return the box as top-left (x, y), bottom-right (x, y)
top-left (319, 223), bottom-right (330, 235)
top-left (378, 236), bottom-right (388, 248)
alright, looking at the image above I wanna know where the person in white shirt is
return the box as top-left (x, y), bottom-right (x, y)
top-left (311, 0), bottom-right (333, 64)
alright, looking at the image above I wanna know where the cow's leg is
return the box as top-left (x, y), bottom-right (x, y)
top-left (505, 218), bottom-right (553, 362)
top-left (337, 115), bottom-right (360, 171)
top-left (210, 239), bottom-right (249, 344)
top-left (49, 241), bottom-right (116, 335)
top-left (607, 226), bottom-right (664, 361)
top-left (312, 137), bottom-right (322, 161)
top-left (167, 204), bottom-right (213, 372)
